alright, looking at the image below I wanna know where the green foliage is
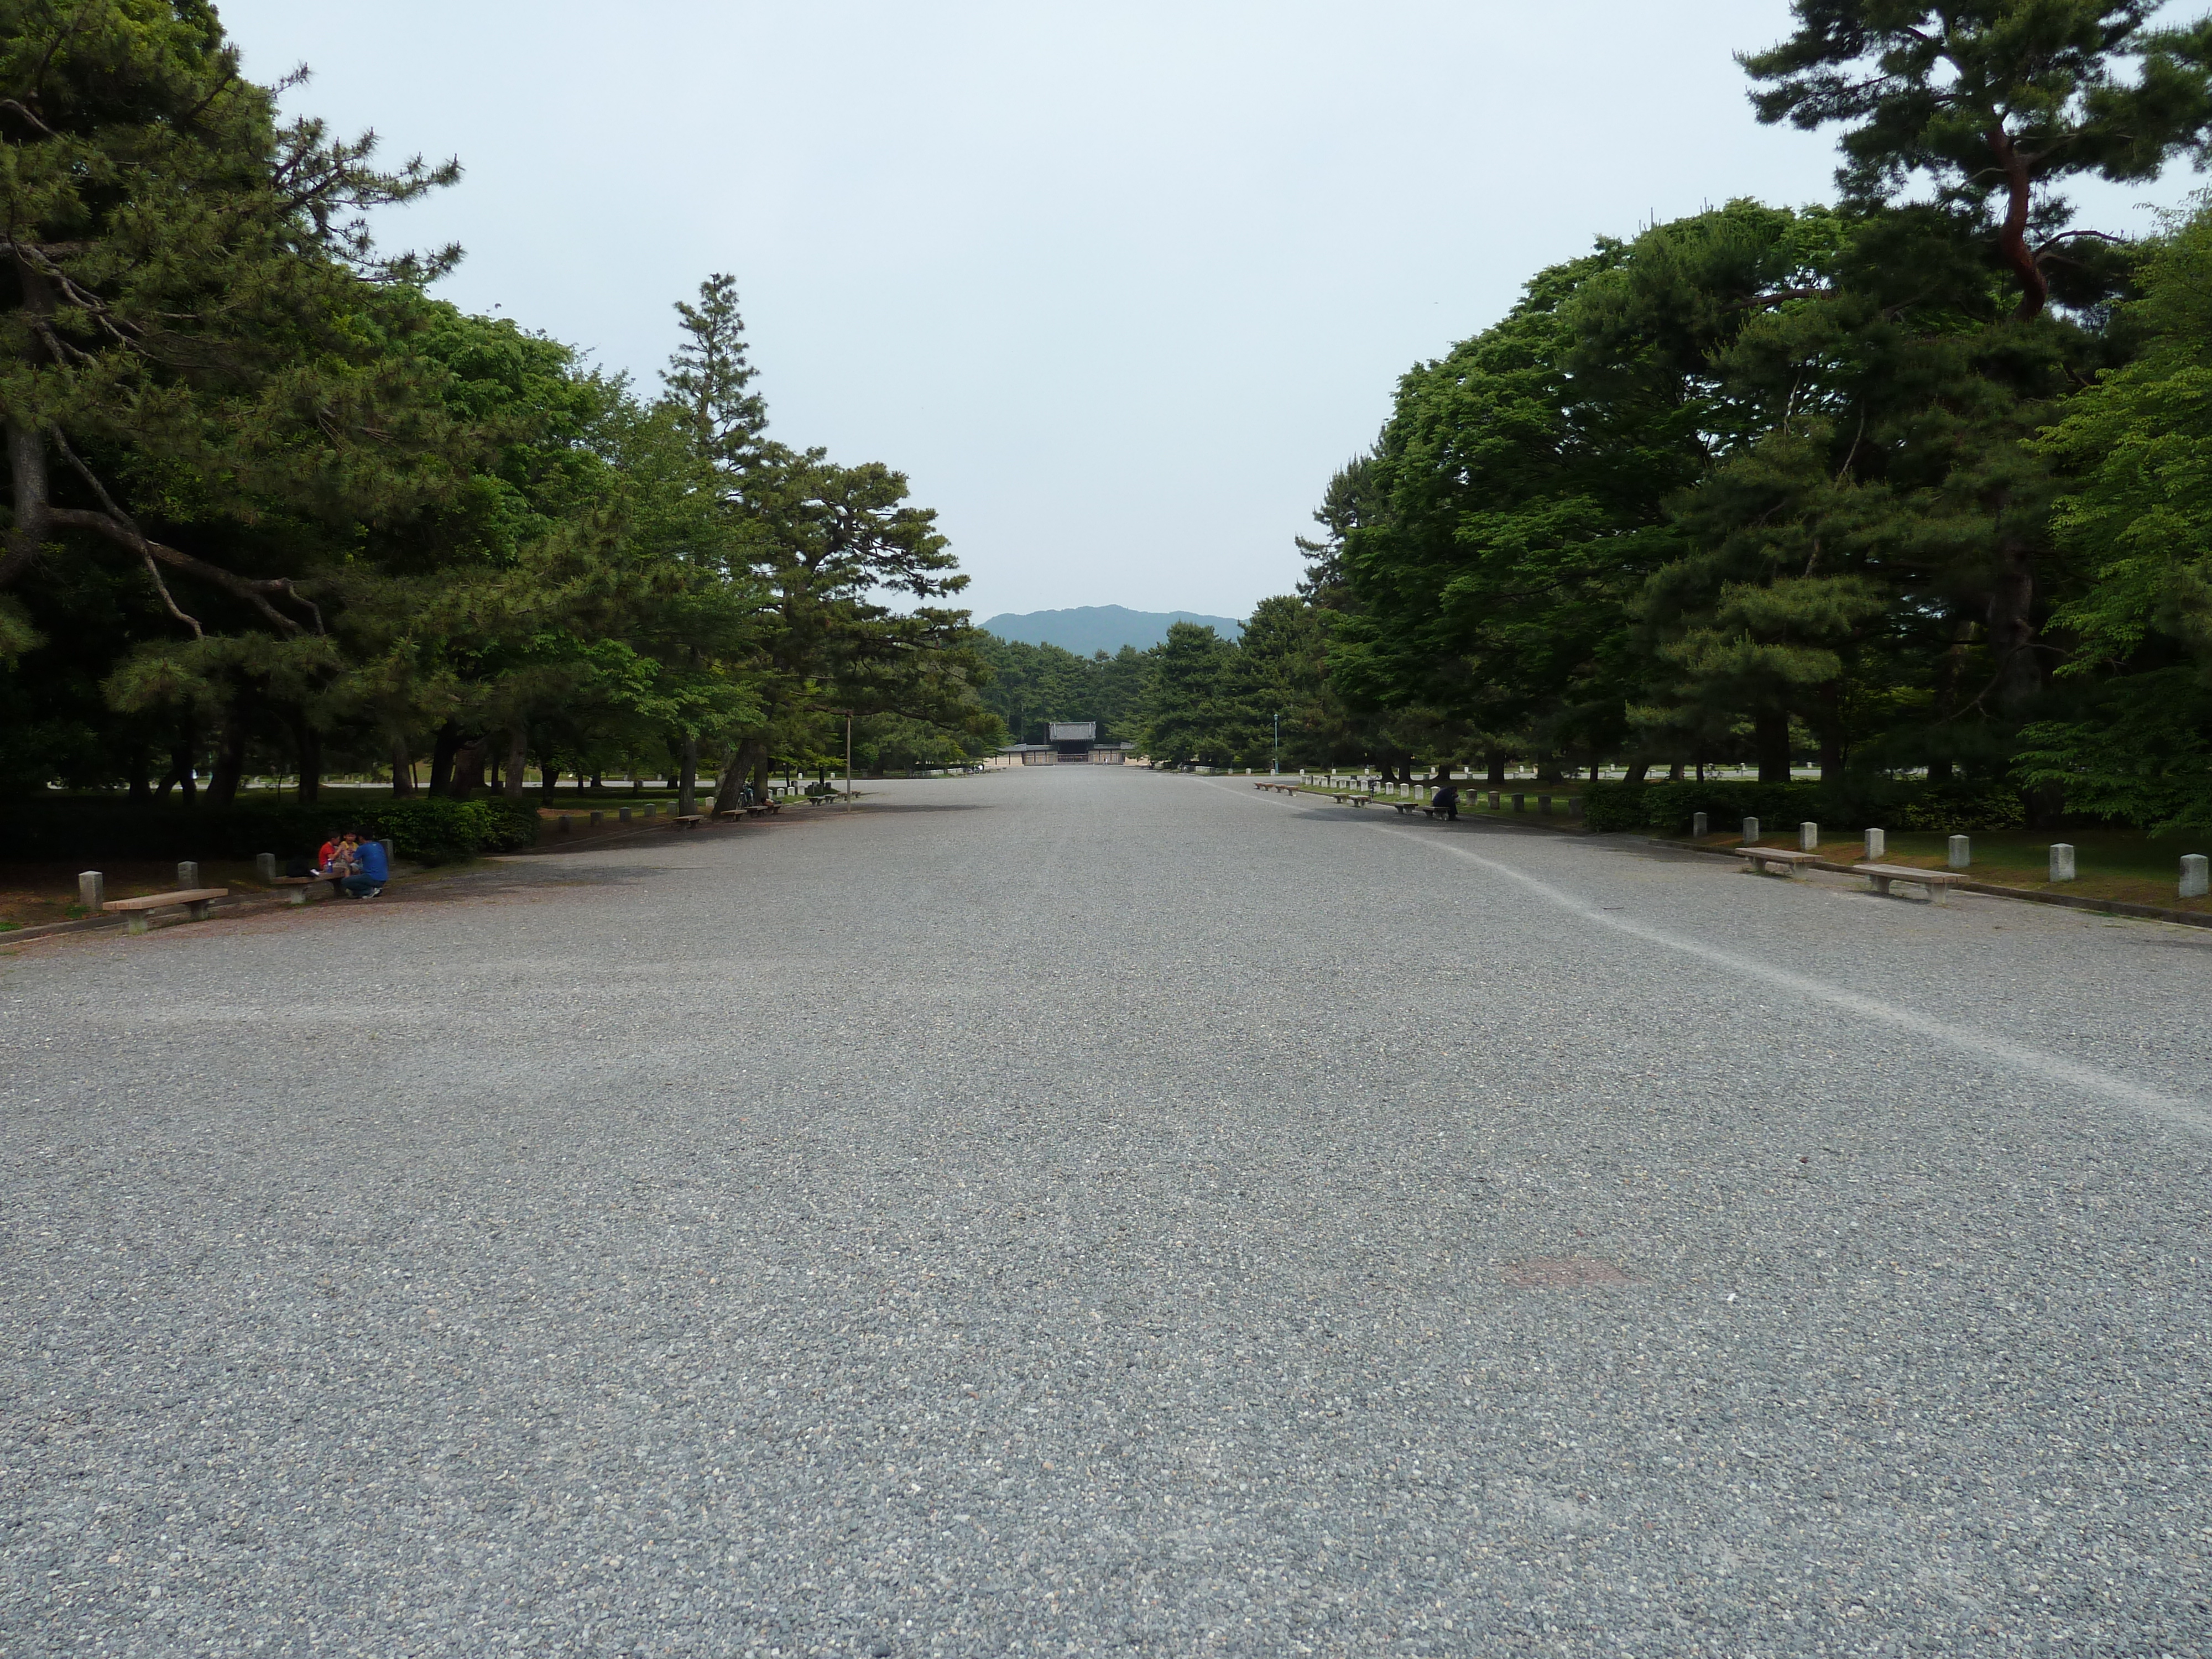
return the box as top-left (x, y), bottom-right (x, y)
top-left (0, 794), bottom-right (535, 864)
top-left (0, 27), bottom-right (985, 817)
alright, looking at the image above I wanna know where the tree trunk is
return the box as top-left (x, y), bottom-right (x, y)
top-left (678, 734), bottom-right (698, 816)
top-left (1986, 539), bottom-right (2041, 715)
top-left (502, 725), bottom-right (528, 799)
top-left (1668, 760), bottom-right (1684, 781)
top-left (1536, 750), bottom-right (1561, 784)
top-left (125, 743), bottom-right (150, 804)
top-left (164, 712), bottom-right (199, 805)
top-left (429, 721), bottom-right (461, 797)
top-left (446, 737), bottom-right (485, 800)
top-left (1486, 750), bottom-right (1506, 785)
top-left (1986, 127), bottom-right (2048, 321)
top-left (389, 736), bottom-right (417, 799)
top-left (540, 750), bottom-right (560, 798)
top-left (288, 710), bottom-right (322, 805)
top-left (714, 734), bottom-right (767, 813)
top-left (1817, 682), bottom-right (1846, 781)
top-left (207, 690), bottom-right (253, 808)
top-left (1754, 708), bottom-right (1792, 785)
top-left (1623, 760), bottom-right (1650, 785)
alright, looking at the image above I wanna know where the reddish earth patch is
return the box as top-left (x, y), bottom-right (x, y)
top-left (1501, 1257), bottom-right (1634, 1290)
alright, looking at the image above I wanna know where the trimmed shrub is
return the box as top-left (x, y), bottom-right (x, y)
top-left (1636, 780), bottom-right (1828, 836)
top-left (1582, 776), bottom-right (2028, 836)
top-left (1580, 781), bottom-right (1651, 833)
top-left (0, 795), bottom-right (540, 865)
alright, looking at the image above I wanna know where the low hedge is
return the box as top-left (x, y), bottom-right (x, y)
top-left (0, 795), bottom-right (540, 865)
top-left (1583, 777), bottom-right (2028, 836)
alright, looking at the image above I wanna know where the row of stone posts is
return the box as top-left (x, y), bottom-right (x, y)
top-left (1705, 813), bottom-right (2211, 899)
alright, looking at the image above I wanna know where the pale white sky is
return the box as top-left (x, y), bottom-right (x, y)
top-left (216, 1), bottom-right (2195, 621)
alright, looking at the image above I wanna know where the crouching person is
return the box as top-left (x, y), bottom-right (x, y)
top-left (341, 834), bottom-right (390, 899)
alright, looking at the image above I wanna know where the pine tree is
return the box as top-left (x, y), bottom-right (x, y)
top-left (1743, 2), bottom-right (2212, 320)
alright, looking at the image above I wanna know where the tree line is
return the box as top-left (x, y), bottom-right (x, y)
top-left (1134, 4), bottom-right (2212, 830)
top-left (0, 1), bottom-right (999, 816)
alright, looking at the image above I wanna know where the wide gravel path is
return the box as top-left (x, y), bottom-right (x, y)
top-left (4, 768), bottom-right (2208, 1657)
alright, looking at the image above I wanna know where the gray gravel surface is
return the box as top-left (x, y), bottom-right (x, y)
top-left (3, 768), bottom-right (2209, 1657)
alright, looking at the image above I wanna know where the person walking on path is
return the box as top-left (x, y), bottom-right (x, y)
top-left (340, 834), bottom-right (389, 899)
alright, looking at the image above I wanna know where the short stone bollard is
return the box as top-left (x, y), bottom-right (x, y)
top-left (589, 811), bottom-right (603, 828)
top-left (557, 815), bottom-right (573, 834)
top-left (2183, 854), bottom-right (2209, 899)
top-left (1865, 828), bottom-right (1886, 860)
top-left (79, 870), bottom-right (105, 911)
top-left (1948, 834), bottom-right (1971, 870)
top-left (618, 807), bottom-right (632, 823)
top-left (1569, 796), bottom-right (1583, 819)
top-left (381, 839), bottom-right (395, 868)
top-left (1512, 794), bottom-right (1526, 813)
top-left (255, 852), bottom-right (277, 881)
top-left (2049, 843), bottom-right (2077, 883)
top-left (1692, 812), bottom-right (1708, 838)
top-left (1489, 791), bottom-right (1501, 810)
top-left (177, 860), bottom-right (199, 889)
top-left (1742, 816), bottom-right (1760, 846)
top-left (1538, 795), bottom-right (1552, 815)
top-left (1799, 821), bottom-right (1818, 852)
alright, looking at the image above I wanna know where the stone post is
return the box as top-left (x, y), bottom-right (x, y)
top-left (589, 811), bottom-right (603, 828)
top-left (1488, 791), bottom-right (1501, 810)
top-left (1799, 822), bottom-right (1818, 852)
top-left (2049, 843), bottom-right (2077, 883)
top-left (1512, 794), bottom-right (1526, 813)
top-left (618, 807), bottom-right (632, 823)
top-left (1692, 812), bottom-right (1708, 838)
top-left (1538, 795), bottom-right (1552, 815)
top-left (1570, 797), bottom-right (1583, 819)
top-left (255, 853), bottom-right (277, 881)
top-left (1741, 817), bottom-right (1759, 846)
top-left (177, 860), bottom-right (199, 889)
top-left (1947, 835), bottom-right (1971, 870)
top-left (1865, 828), bottom-right (1885, 860)
top-left (2182, 854), bottom-right (2209, 899)
top-left (78, 871), bottom-right (105, 911)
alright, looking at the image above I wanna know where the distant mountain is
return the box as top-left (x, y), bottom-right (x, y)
top-left (979, 604), bottom-right (1244, 656)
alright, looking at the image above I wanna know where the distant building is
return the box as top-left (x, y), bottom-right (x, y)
top-left (1002, 721), bottom-right (1135, 765)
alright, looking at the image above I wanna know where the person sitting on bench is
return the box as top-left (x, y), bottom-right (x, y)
top-left (341, 833), bottom-right (389, 899)
top-left (1431, 779), bottom-right (1459, 821)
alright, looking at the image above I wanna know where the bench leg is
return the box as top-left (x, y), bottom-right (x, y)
top-left (288, 889), bottom-right (308, 905)
top-left (186, 900), bottom-right (212, 922)
top-left (1867, 875), bottom-right (1891, 899)
top-left (126, 912), bottom-right (149, 935)
top-left (1927, 882), bottom-right (1948, 906)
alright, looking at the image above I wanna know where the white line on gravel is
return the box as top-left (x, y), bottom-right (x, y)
top-left (1220, 783), bottom-right (2210, 1137)
top-left (1415, 825), bottom-right (2211, 1137)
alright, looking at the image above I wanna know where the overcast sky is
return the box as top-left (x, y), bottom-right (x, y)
top-left (216, 1), bottom-right (2194, 623)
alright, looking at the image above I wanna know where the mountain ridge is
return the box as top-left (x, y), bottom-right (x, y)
top-left (979, 604), bottom-right (1244, 656)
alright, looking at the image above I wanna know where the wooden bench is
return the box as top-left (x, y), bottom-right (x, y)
top-left (1853, 863), bottom-right (1966, 905)
top-left (671, 813), bottom-right (705, 830)
top-left (1734, 847), bottom-right (1822, 879)
top-left (271, 875), bottom-right (340, 906)
top-left (1329, 792), bottom-right (1373, 807)
top-left (103, 888), bottom-right (229, 934)
top-left (1389, 800), bottom-right (1449, 819)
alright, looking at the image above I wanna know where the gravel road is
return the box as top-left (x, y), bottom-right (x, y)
top-left (4, 767), bottom-right (2208, 1657)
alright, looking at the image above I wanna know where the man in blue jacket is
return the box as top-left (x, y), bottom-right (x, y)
top-left (341, 834), bottom-right (390, 899)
